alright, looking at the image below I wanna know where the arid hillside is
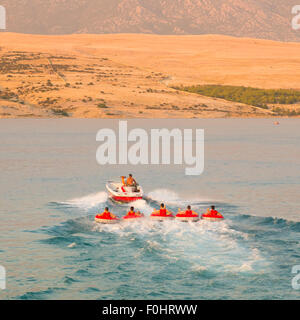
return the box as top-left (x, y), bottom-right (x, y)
top-left (0, 33), bottom-right (300, 118)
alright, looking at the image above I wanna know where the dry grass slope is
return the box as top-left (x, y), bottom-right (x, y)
top-left (0, 33), bottom-right (300, 118)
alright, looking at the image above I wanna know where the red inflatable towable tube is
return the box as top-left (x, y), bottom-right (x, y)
top-left (175, 211), bottom-right (199, 222)
top-left (123, 214), bottom-right (144, 220)
top-left (95, 214), bottom-right (119, 224)
top-left (150, 212), bottom-right (175, 221)
top-left (201, 213), bottom-right (224, 221)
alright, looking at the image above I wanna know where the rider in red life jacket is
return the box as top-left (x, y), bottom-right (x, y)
top-left (177, 205), bottom-right (198, 217)
top-left (208, 205), bottom-right (222, 216)
top-left (96, 207), bottom-right (116, 219)
top-left (153, 203), bottom-right (173, 216)
top-left (185, 205), bottom-right (198, 216)
top-left (125, 206), bottom-right (142, 217)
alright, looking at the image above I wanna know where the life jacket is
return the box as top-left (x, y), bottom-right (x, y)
top-left (100, 211), bottom-right (111, 219)
top-left (127, 177), bottom-right (134, 185)
top-left (127, 211), bottom-right (136, 217)
top-left (210, 209), bottom-right (219, 216)
top-left (159, 208), bottom-right (167, 216)
top-left (185, 209), bottom-right (193, 216)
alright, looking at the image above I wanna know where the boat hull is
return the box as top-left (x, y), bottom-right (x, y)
top-left (110, 195), bottom-right (143, 203)
top-left (106, 181), bottom-right (143, 203)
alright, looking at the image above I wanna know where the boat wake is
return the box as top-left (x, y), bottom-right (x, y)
top-left (55, 191), bottom-right (108, 211)
top-left (145, 188), bottom-right (219, 209)
top-left (43, 189), bottom-right (300, 299)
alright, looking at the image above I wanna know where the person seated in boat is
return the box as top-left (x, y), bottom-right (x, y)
top-left (97, 207), bottom-right (116, 219)
top-left (126, 174), bottom-right (137, 187)
top-left (208, 205), bottom-right (222, 216)
top-left (178, 205), bottom-right (198, 216)
top-left (125, 206), bottom-right (142, 217)
top-left (153, 203), bottom-right (173, 216)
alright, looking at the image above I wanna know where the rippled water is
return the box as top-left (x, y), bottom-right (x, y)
top-left (0, 119), bottom-right (300, 300)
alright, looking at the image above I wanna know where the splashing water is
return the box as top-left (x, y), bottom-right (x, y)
top-left (61, 192), bottom-right (108, 210)
top-left (147, 189), bottom-right (180, 204)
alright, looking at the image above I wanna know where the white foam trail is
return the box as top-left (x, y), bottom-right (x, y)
top-left (192, 265), bottom-right (207, 272)
top-left (224, 248), bottom-right (263, 273)
top-left (90, 217), bottom-right (267, 274)
top-left (131, 199), bottom-right (154, 216)
top-left (147, 189), bottom-right (181, 204)
top-left (147, 189), bottom-right (215, 206)
top-left (63, 191), bottom-right (108, 210)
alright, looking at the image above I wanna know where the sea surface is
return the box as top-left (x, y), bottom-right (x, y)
top-left (0, 119), bottom-right (300, 300)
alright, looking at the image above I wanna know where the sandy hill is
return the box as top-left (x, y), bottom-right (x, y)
top-left (0, 33), bottom-right (300, 118)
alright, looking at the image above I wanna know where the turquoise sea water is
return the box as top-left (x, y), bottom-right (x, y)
top-left (0, 119), bottom-right (300, 300)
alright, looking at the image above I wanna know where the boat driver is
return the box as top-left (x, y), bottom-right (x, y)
top-left (126, 174), bottom-right (137, 187)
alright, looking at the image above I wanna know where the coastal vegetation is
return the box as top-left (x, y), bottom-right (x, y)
top-left (97, 102), bottom-right (108, 109)
top-left (272, 107), bottom-right (300, 116)
top-left (174, 85), bottom-right (300, 110)
top-left (51, 108), bottom-right (69, 117)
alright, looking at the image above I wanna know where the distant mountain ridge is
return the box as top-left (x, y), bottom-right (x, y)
top-left (1, 0), bottom-right (299, 41)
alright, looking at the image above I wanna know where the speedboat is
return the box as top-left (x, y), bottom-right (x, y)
top-left (106, 181), bottom-right (143, 203)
